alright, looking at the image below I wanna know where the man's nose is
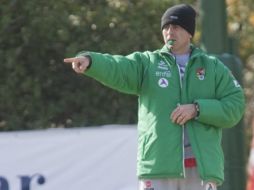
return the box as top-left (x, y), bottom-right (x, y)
top-left (166, 27), bottom-right (173, 35)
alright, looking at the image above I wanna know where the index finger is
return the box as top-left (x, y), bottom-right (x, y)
top-left (63, 57), bottom-right (77, 63)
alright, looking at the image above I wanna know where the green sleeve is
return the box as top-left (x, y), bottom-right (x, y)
top-left (196, 58), bottom-right (245, 128)
top-left (77, 51), bottom-right (149, 95)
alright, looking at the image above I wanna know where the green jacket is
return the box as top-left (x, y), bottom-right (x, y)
top-left (79, 45), bottom-right (245, 185)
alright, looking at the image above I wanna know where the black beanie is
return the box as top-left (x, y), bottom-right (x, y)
top-left (161, 4), bottom-right (196, 36)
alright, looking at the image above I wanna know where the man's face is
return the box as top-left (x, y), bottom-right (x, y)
top-left (162, 24), bottom-right (192, 54)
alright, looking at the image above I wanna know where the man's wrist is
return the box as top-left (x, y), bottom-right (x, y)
top-left (194, 102), bottom-right (200, 118)
top-left (85, 55), bottom-right (92, 69)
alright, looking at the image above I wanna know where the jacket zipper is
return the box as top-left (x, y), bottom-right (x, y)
top-left (164, 52), bottom-right (189, 178)
top-left (176, 62), bottom-right (186, 178)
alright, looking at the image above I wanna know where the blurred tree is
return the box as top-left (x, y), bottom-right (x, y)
top-left (1, 0), bottom-right (253, 131)
top-left (226, 0), bottom-right (254, 129)
top-left (0, 0), bottom-right (196, 130)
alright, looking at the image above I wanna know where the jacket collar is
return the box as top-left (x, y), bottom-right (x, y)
top-left (159, 44), bottom-right (204, 60)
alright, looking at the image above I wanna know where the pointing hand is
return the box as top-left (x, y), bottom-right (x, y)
top-left (64, 56), bottom-right (90, 73)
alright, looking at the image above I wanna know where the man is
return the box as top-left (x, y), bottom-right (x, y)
top-left (64, 4), bottom-right (245, 190)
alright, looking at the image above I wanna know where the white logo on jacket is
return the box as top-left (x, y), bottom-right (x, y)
top-left (156, 71), bottom-right (171, 78)
top-left (158, 78), bottom-right (168, 88)
top-left (158, 61), bottom-right (169, 71)
top-left (233, 80), bottom-right (241, 87)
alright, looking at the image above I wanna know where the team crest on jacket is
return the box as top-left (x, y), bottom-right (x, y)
top-left (158, 78), bottom-right (168, 88)
top-left (196, 68), bottom-right (205, 80)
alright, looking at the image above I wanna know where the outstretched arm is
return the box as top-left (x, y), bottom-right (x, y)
top-left (64, 51), bottom-right (149, 95)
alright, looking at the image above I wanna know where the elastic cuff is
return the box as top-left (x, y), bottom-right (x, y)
top-left (85, 55), bottom-right (92, 70)
top-left (194, 102), bottom-right (200, 119)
